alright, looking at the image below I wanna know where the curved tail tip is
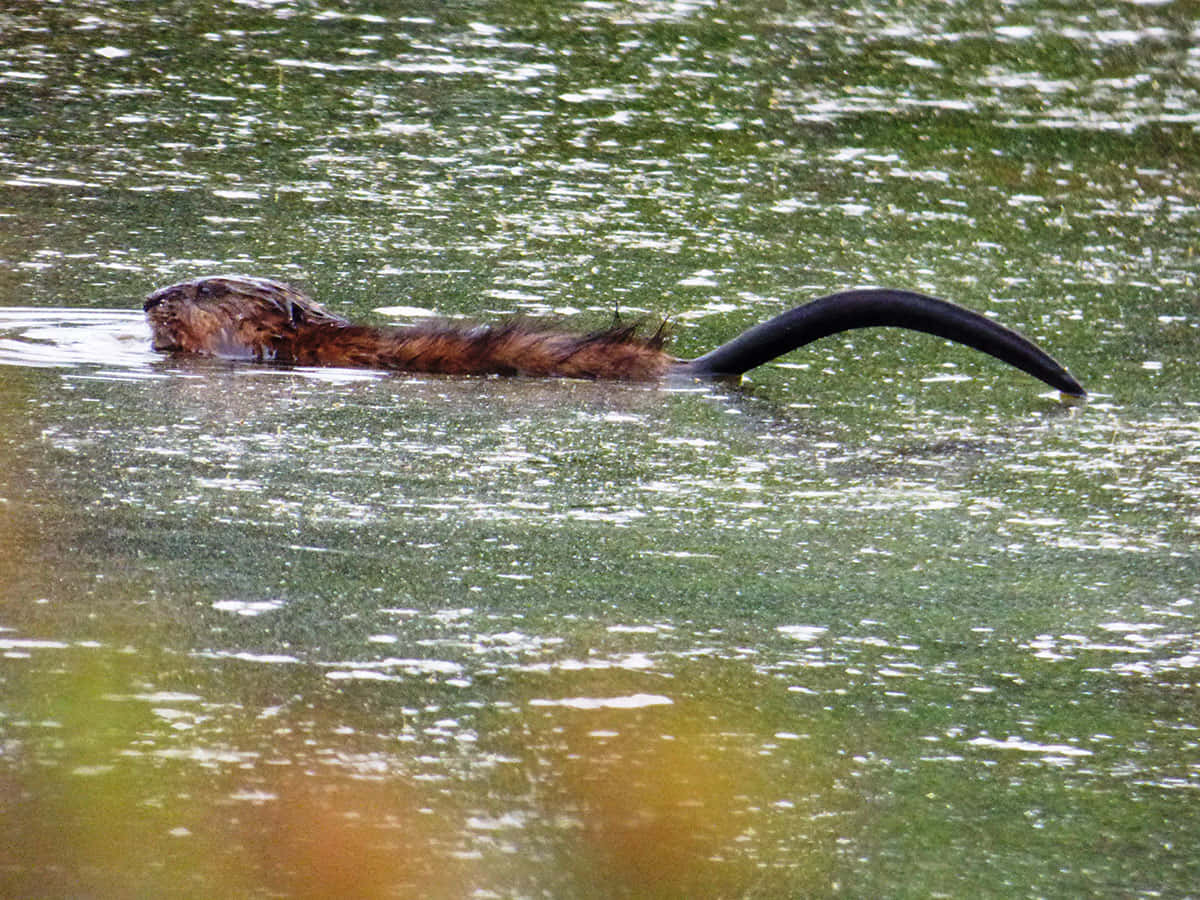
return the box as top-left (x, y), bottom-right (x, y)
top-left (1059, 381), bottom-right (1087, 401)
top-left (1054, 371), bottom-right (1087, 399)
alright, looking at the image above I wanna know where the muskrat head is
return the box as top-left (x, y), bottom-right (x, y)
top-left (144, 275), bottom-right (348, 360)
top-left (143, 281), bottom-right (199, 351)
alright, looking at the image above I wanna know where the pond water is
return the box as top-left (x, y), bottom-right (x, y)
top-left (2, 1), bottom-right (1199, 897)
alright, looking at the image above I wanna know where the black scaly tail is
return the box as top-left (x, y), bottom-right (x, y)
top-left (678, 288), bottom-right (1085, 396)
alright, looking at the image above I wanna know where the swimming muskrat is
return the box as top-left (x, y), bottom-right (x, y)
top-left (143, 275), bottom-right (1086, 395)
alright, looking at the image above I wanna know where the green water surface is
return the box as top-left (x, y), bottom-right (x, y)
top-left (1, 2), bottom-right (1198, 897)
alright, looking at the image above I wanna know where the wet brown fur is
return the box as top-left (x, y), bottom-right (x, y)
top-left (144, 275), bottom-right (677, 380)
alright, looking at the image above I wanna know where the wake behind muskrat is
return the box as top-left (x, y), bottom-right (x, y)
top-left (143, 275), bottom-right (1086, 396)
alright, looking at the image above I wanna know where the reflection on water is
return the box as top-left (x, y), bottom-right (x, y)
top-left (3, 0), bottom-right (1200, 896)
top-left (1, 296), bottom-right (1199, 895)
top-left (0, 307), bottom-right (153, 372)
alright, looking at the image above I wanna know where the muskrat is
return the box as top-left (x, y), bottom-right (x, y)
top-left (143, 275), bottom-right (1086, 395)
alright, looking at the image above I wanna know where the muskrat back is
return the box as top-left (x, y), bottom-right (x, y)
top-left (144, 275), bottom-right (677, 379)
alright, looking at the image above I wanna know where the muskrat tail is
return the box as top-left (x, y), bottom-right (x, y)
top-left (677, 288), bottom-right (1085, 396)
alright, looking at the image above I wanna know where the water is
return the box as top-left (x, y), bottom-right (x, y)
top-left (2, 2), bottom-right (1199, 897)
